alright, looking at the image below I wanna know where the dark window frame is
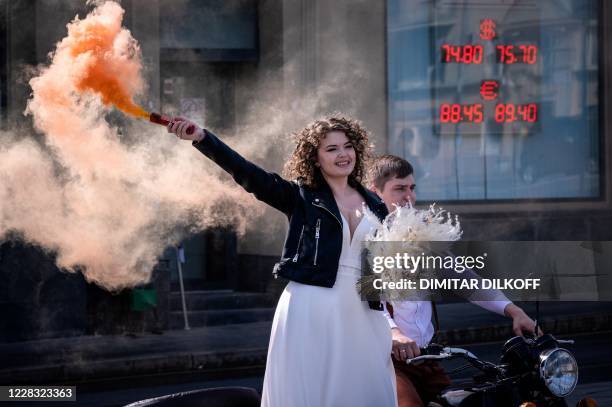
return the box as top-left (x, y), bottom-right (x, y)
top-left (384, 0), bottom-right (612, 212)
top-left (158, 0), bottom-right (259, 63)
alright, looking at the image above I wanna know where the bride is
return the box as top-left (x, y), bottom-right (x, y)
top-left (168, 115), bottom-right (397, 407)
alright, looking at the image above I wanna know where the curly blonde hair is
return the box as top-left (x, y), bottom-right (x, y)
top-left (283, 114), bottom-right (372, 188)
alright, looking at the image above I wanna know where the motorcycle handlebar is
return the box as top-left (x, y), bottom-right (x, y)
top-left (407, 346), bottom-right (479, 365)
top-left (411, 338), bottom-right (575, 375)
top-left (406, 354), bottom-right (449, 365)
top-left (408, 347), bottom-right (504, 377)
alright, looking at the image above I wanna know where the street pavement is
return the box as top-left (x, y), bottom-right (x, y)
top-left (74, 329), bottom-right (612, 406)
top-left (0, 301), bottom-right (610, 406)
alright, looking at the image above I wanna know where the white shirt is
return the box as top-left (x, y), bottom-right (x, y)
top-left (383, 299), bottom-right (511, 348)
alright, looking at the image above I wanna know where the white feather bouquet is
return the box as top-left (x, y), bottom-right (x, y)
top-left (358, 204), bottom-right (463, 300)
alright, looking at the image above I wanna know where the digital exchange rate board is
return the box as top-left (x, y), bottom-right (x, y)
top-left (433, 0), bottom-right (542, 135)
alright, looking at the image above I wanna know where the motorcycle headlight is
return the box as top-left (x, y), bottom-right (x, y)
top-left (539, 348), bottom-right (578, 397)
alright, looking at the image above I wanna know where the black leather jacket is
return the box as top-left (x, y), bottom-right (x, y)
top-left (193, 129), bottom-right (389, 311)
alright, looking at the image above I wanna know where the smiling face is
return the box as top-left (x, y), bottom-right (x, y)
top-left (283, 115), bottom-right (370, 188)
top-left (317, 130), bottom-right (356, 182)
top-left (316, 130), bottom-right (356, 180)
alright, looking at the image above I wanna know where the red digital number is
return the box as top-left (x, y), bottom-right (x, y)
top-left (518, 45), bottom-right (538, 64)
top-left (440, 104), bottom-right (463, 123)
top-left (462, 45), bottom-right (474, 63)
top-left (440, 104), bottom-right (451, 122)
top-left (506, 104), bottom-right (516, 122)
top-left (497, 45), bottom-right (538, 64)
top-left (495, 104), bottom-right (506, 122)
top-left (440, 104), bottom-right (484, 123)
top-left (527, 103), bottom-right (537, 122)
top-left (497, 45), bottom-right (518, 64)
top-left (462, 104), bottom-right (484, 123)
top-left (464, 104), bottom-right (474, 121)
top-left (517, 104), bottom-right (528, 121)
top-left (449, 45), bottom-right (461, 62)
top-left (442, 45), bottom-right (462, 63)
top-left (442, 45), bottom-right (452, 63)
top-left (443, 104), bottom-right (536, 124)
top-left (495, 104), bottom-right (538, 123)
top-left (442, 45), bottom-right (483, 64)
top-left (473, 104), bottom-right (483, 123)
top-left (466, 45), bottom-right (483, 64)
top-left (450, 104), bottom-right (462, 123)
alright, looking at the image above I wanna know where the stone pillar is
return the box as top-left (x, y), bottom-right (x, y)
top-left (131, 0), bottom-right (161, 112)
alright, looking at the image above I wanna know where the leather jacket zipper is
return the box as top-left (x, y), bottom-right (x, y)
top-left (292, 225), bottom-right (305, 262)
top-left (312, 202), bottom-right (342, 228)
top-left (313, 218), bottom-right (321, 265)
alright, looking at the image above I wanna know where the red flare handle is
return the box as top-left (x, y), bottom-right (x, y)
top-left (149, 112), bottom-right (195, 135)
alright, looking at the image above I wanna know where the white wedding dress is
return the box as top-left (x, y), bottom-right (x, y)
top-left (261, 212), bottom-right (397, 407)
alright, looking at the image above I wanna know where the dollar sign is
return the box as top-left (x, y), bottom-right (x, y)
top-left (480, 19), bottom-right (496, 41)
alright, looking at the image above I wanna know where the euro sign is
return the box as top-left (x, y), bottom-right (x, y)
top-left (480, 19), bottom-right (496, 41)
top-left (480, 80), bottom-right (499, 100)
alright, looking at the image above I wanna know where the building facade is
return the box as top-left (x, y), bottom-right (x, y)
top-left (0, 0), bottom-right (610, 340)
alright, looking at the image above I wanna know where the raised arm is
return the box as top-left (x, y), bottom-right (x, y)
top-left (168, 118), bottom-right (298, 215)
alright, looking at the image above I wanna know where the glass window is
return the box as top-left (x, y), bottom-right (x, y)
top-left (160, 0), bottom-right (257, 61)
top-left (387, 0), bottom-right (601, 200)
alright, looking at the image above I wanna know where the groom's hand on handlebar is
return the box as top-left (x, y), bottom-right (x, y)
top-left (391, 328), bottom-right (421, 362)
top-left (167, 117), bottom-right (205, 142)
top-left (504, 303), bottom-right (544, 337)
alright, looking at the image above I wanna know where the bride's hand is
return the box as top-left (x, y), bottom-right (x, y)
top-left (167, 117), bottom-right (205, 142)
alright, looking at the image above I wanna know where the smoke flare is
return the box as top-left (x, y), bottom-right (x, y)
top-left (3, 0), bottom-right (374, 291)
top-left (1, 1), bottom-right (260, 291)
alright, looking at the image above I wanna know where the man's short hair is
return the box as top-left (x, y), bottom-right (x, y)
top-left (367, 155), bottom-right (414, 191)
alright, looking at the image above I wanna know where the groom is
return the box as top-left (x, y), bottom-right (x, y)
top-left (367, 155), bottom-right (539, 407)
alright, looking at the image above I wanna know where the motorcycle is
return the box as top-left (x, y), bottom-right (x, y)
top-left (409, 334), bottom-right (597, 407)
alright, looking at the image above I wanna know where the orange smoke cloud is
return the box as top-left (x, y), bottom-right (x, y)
top-left (10, 1), bottom-right (262, 291)
top-left (3, 0), bottom-right (380, 293)
top-left (65, 1), bottom-right (148, 118)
